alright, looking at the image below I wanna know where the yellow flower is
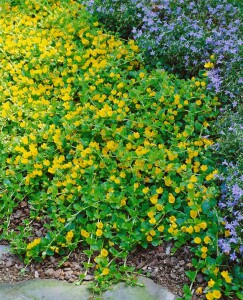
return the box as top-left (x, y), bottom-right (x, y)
top-left (120, 198), bottom-right (126, 206)
top-left (206, 292), bottom-right (214, 300)
top-left (224, 230), bottom-right (230, 237)
top-left (206, 173), bottom-right (214, 181)
top-left (194, 237), bottom-right (201, 244)
top-left (212, 290), bottom-right (221, 299)
top-left (201, 246), bottom-right (208, 253)
top-left (143, 187), bottom-right (149, 194)
top-left (66, 230), bottom-right (74, 242)
top-left (147, 235), bottom-right (153, 242)
top-left (81, 229), bottom-right (90, 238)
top-left (168, 227), bottom-right (174, 234)
top-left (214, 267), bottom-right (219, 275)
top-left (156, 187), bottom-right (163, 194)
top-left (190, 210), bottom-right (197, 219)
top-left (174, 94), bottom-right (180, 104)
top-left (204, 236), bottom-right (211, 244)
top-left (96, 222), bottom-right (103, 229)
top-left (147, 211), bottom-right (154, 218)
top-left (96, 229), bottom-right (103, 237)
top-left (120, 171), bottom-right (126, 178)
top-left (155, 204), bottom-right (164, 211)
top-left (195, 287), bottom-right (203, 295)
top-left (221, 270), bottom-right (232, 283)
top-left (204, 62), bottom-right (214, 68)
top-left (26, 238), bottom-right (41, 250)
top-left (187, 226), bottom-right (194, 234)
top-left (21, 158), bottom-right (29, 164)
top-left (201, 165), bottom-right (208, 171)
top-left (149, 230), bottom-right (156, 236)
top-left (208, 279), bottom-right (215, 288)
top-left (100, 248), bottom-right (108, 257)
top-left (164, 176), bottom-right (172, 186)
top-left (199, 222), bottom-right (207, 230)
top-left (115, 178), bottom-right (120, 184)
top-left (58, 217), bottom-right (65, 223)
top-left (158, 225), bottom-right (164, 232)
top-left (22, 136), bottom-right (29, 145)
top-left (102, 267), bottom-right (109, 275)
top-left (150, 194), bottom-right (158, 204)
top-left (168, 193), bottom-right (175, 204)
top-left (117, 82), bottom-right (124, 89)
top-left (149, 218), bottom-right (156, 225)
top-left (133, 132), bottom-right (140, 138)
top-left (188, 183), bottom-right (194, 189)
top-left (169, 216), bottom-right (176, 223)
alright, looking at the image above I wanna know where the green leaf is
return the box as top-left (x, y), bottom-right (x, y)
top-left (182, 284), bottom-right (191, 295)
top-left (3, 179), bottom-right (11, 186)
top-left (185, 270), bottom-right (197, 281)
top-left (233, 266), bottom-right (243, 280)
top-left (46, 249), bottom-right (54, 256)
top-left (202, 201), bottom-right (211, 213)
top-left (236, 292), bottom-right (243, 300)
top-left (73, 204), bottom-right (82, 211)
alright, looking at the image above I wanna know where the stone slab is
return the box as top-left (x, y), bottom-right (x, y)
top-left (103, 276), bottom-right (176, 300)
top-left (0, 277), bottom-right (176, 300)
top-left (0, 279), bottom-right (90, 300)
top-left (0, 245), bottom-right (10, 258)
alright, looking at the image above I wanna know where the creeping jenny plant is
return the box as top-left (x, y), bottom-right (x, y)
top-left (0, 0), bottom-right (241, 299)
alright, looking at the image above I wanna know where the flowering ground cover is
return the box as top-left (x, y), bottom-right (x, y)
top-left (83, 0), bottom-right (243, 102)
top-left (0, 0), bottom-right (242, 299)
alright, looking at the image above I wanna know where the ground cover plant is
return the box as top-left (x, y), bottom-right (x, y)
top-left (83, 0), bottom-right (243, 103)
top-left (215, 109), bottom-right (243, 263)
top-left (0, 0), bottom-right (242, 299)
top-left (81, 0), bottom-right (243, 297)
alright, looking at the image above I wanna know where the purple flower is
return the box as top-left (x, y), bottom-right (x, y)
top-left (232, 184), bottom-right (243, 200)
top-left (230, 252), bottom-right (237, 260)
top-left (84, 0), bottom-right (242, 99)
top-left (219, 240), bottom-right (231, 253)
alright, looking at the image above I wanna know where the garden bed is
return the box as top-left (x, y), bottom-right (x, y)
top-left (0, 1), bottom-right (242, 299)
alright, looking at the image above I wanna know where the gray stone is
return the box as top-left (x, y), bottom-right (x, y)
top-left (0, 245), bottom-right (10, 258)
top-left (103, 276), bottom-right (176, 300)
top-left (44, 268), bottom-right (54, 276)
top-left (0, 279), bottom-right (91, 300)
top-left (0, 276), bottom-right (176, 300)
top-left (84, 274), bottom-right (93, 281)
top-left (196, 273), bottom-right (204, 283)
top-left (5, 258), bottom-right (14, 267)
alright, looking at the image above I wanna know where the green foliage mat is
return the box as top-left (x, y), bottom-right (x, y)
top-left (0, 0), bottom-right (241, 298)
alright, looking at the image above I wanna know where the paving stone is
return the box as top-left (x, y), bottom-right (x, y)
top-left (0, 276), bottom-right (176, 300)
top-left (103, 276), bottom-right (176, 300)
top-left (0, 279), bottom-right (90, 300)
top-left (0, 245), bottom-right (10, 258)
